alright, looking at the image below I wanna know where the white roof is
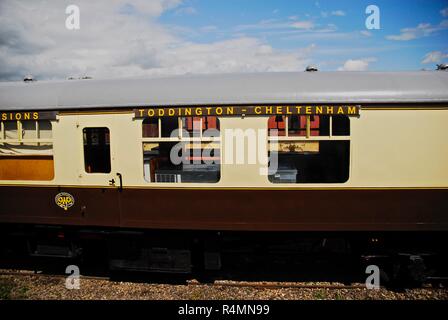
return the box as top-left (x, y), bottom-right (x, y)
top-left (1, 71), bottom-right (447, 111)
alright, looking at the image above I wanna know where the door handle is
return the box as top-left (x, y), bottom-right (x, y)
top-left (109, 174), bottom-right (122, 191)
top-left (116, 172), bottom-right (123, 192)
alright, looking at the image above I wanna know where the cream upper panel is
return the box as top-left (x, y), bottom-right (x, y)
top-left (1, 109), bottom-right (447, 188)
top-left (219, 117), bottom-right (269, 187)
top-left (350, 109), bottom-right (448, 187)
top-left (61, 112), bottom-right (151, 187)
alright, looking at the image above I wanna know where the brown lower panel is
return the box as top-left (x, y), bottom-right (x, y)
top-left (119, 188), bottom-right (448, 231)
top-left (0, 186), bottom-right (447, 231)
top-left (0, 186), bottom-right (120, 227)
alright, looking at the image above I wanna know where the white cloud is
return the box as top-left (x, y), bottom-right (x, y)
top-left (422, 51), bottom-right (448, 64)
top-left (331, 10), bottom-right (346, 16)
top-left (234, 19), bottom-right (318, 33)
top-left (337, 58), bottom-right (376, 71)
top-left (154, 40), bottom-right (314, 74)
top-left (321, 10), bottom-right (345, 18)
top-left (0, 0), bottom-right (313, 80)
top-left (290, 20), bottom-right (314, 29)
top-left (360, 30), bottom-right (372, 37)
top-left (441, 7), bottom-right (448, 17)
top-left (386, 33), bottom-right (415, 41)
top-left (386, 21), bottom-right (447, 41)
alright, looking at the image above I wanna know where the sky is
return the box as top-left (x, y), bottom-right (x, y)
top-left (0, 0), bottom-right (447, 81)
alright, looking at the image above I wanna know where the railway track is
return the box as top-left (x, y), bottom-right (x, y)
top-left (0, 269), bottom-right (366, 289)
top-left (189, 280), bottom-right (368, 290)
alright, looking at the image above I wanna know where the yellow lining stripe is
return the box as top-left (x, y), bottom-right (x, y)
top-left (58, 110), bottom-right (133, 115)
top-left (54, 106), bottom-right (448, 116)
top-left (362, 107), bottom-right (448, 110)
top-left (0, 184), bottom-right (447, 190)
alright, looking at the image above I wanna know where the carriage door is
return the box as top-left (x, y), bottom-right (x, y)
top-left (74, 115), bottom-right (122, 226)
top-left (82, 127), bottom-right (116, 183)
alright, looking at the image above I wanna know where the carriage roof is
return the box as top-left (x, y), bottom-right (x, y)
top-left (1, 71), bottom-right (447, 111)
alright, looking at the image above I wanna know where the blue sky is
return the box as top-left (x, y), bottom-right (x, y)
top-left (159, 0), bottom-right (448, 71)
top-left (0, 0), bottom-right (447, 80)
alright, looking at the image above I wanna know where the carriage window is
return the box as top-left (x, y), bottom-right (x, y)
top-left (142, 116), bottom-right (220, 183)
top-left (83, 127), bottom-right (111, 173)
top-left (269, 115), bottom-right (330, 137)
top-left (332, 115), bottom-right (350, 136)
top-left (268, 115), bottom-right (350, 183)
top-left (0, 120), bottom-right (54, 180)
top-left (142, 117), bottom-right (159, 137)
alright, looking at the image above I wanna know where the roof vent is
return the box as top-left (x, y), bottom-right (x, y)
top-left (305, 65), bottom-right (318, 72)
top-left (23, 75), bottom-right (34, 82)
top-left (436, 63), bottom-right (448, 71)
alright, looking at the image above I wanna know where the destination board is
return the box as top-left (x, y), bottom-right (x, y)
top-left (134, 105), bottom-right (360, 118)
top-left (0, 111), bottom-right (58, 121)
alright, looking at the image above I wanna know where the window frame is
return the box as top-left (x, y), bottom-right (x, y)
top-left (0, 119), bottom-right (55, 181)
top-left (82, 126), bottom-right (112, 174)
top-left (268, 115), bottom-right (350, 141)
top-left (0, 120), bottom-right (53, 145)
top-left (141, 116), bottom-right (222, 184)
top-left (267, 115), bottom-right (351, 184)
top-left (142, 117), bottom-right (221, 143)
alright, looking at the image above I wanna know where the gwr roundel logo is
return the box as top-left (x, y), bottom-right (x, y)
top-left (55, 192), bottom-right (75, 211)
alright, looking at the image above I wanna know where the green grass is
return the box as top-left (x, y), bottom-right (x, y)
top-left (0, 278), bottom-right (29, 300)
top-left (0, 279), bottom-right (14, 300)
top-left (313, 290), bottom-right (327, 300)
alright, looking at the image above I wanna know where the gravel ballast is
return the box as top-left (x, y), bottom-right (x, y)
top-left (1, 272), bottom-right (447, 300)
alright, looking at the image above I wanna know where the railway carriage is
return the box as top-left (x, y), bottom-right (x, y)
top-left (0, 71), bottom-right (447, 280)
